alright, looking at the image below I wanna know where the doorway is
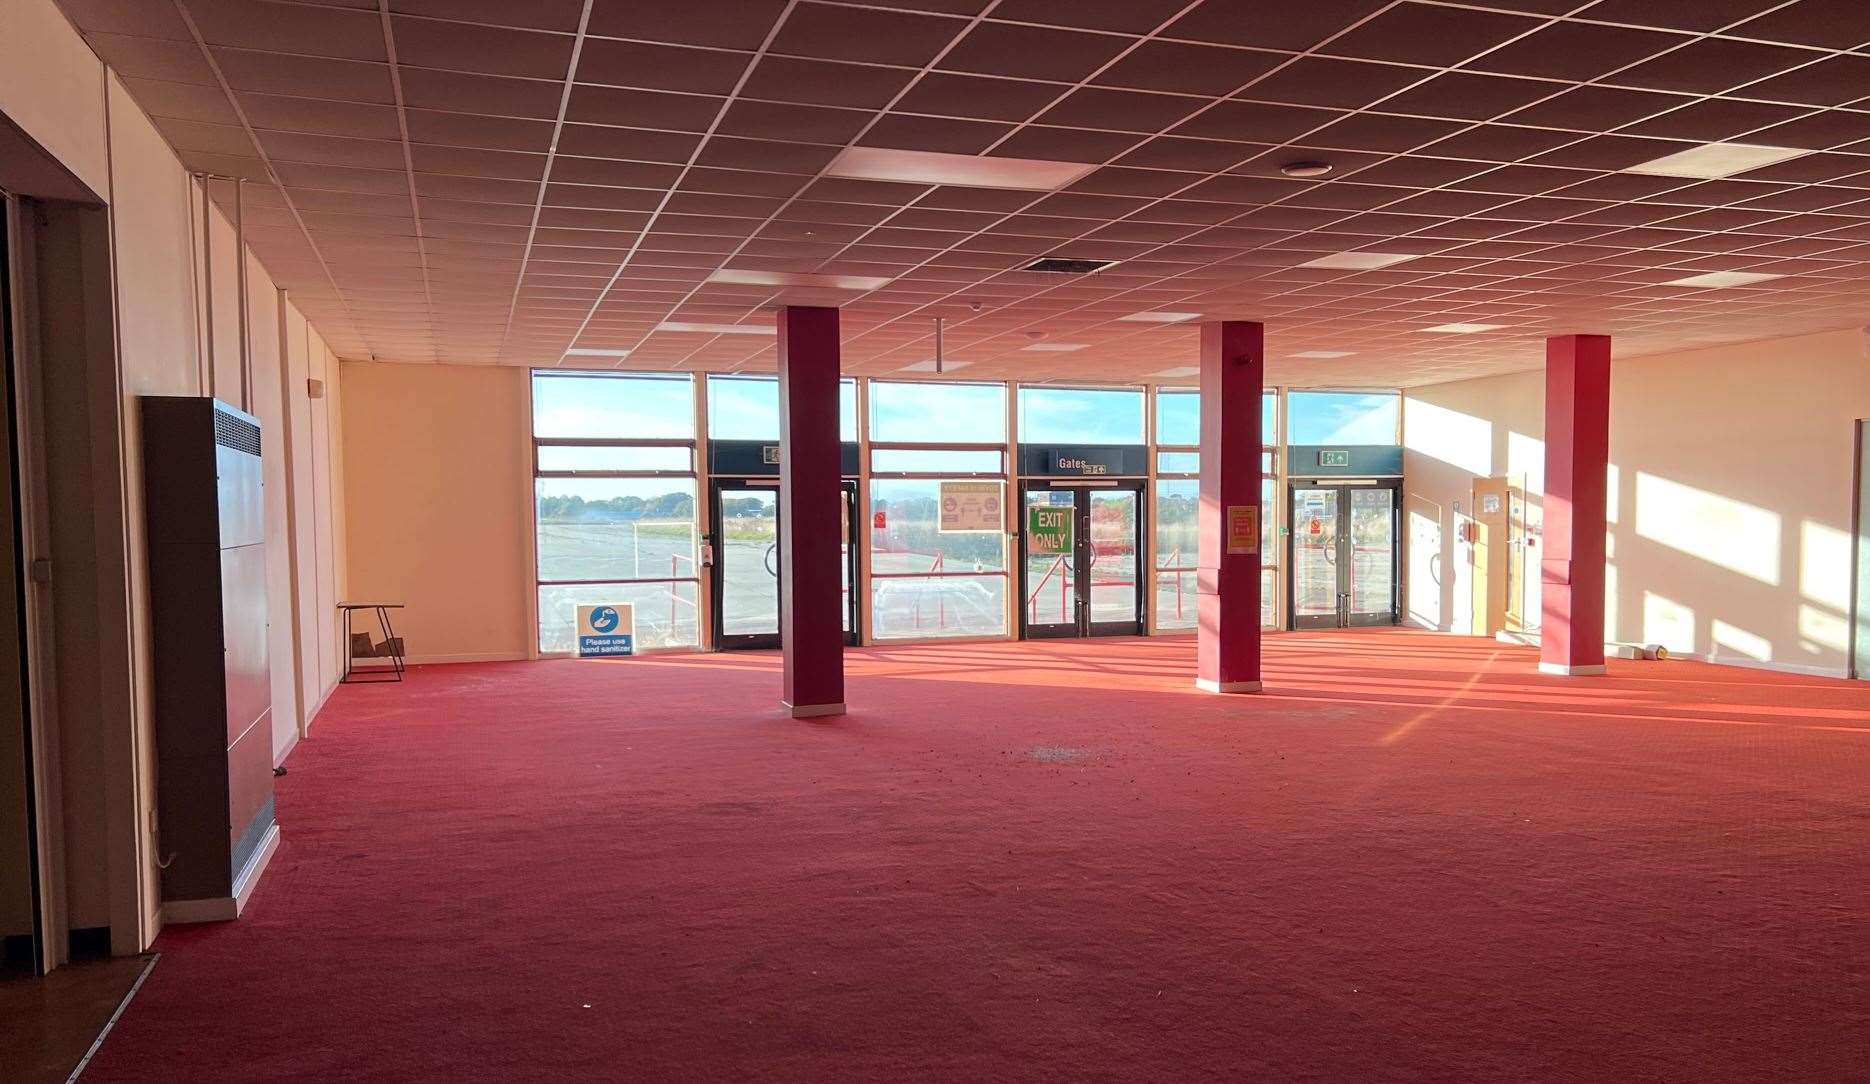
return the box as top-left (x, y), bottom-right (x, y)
top-left (1, 193), bottom-right (45, 976)
top-left (1288, 482), bottom-right (1400, 629)
top-left (1019, 481), bottom-right (1145, 638)
top-left (709, 479), bottom-right (857, 650)
top-left (1470, 475), bottom-right (1532, 638)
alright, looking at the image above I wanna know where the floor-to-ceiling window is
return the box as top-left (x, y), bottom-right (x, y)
top-left (532, 371), bottom-right (702, 652)
top-left (1152, 387), bottom-right (1279, 631)
top-left (868, 380), bottom-right (1008, 640)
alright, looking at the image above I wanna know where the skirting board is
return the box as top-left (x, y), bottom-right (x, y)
top-left (162, 823), bottom-right (280, 925)
top-left (1196, 679), bottom-right (1263, 693)
top-left (1538, 663), bottom-right (1607, 677)
top-left (784, 701), bottom-right (846, 719)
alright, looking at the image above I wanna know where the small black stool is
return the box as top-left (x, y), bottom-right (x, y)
top-left (339, 602), bottom-right (406, 683)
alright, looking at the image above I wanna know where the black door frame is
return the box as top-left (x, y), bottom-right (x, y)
top-left (708, 477), bottom-right (858, 651)
top-left (1018, 479), bottom-right (1147, 639)
top-left (1286, 479), bottom-right (1401, 630)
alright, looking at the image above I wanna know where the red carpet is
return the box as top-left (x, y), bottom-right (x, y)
top-left (87, 631), bottom-right (1869, 1081)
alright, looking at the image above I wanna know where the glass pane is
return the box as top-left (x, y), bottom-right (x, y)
top-left (1156, 389), bottom-right (1199, 446)
top-left (533, 372), bottom-right (694, 439)
top-left (1262, 567), bottom-right (1276, 630)
top-left (1262, 477), bottom-right (1275, 555)
top-left (871, 575), bottom-right (1006, 640)
top-left (718, 487), bottom-right (779, 638)
top-left (536, 478), bottom-right (698, 581)
top-left (842, 493), bottom-right (852, 634)
top-left (538, 581), bottom-right (699, 653)
top-left (1018, 386), bottom-right (1144, 444)
top-left (870, 479), bottom-right (1006, 574)
top-left (1292, 488), bottom-right (1340, 619)
top-left (536, 445), bottom-right (692, 472)
top-left (1287, 391), bottom-right (1399, 445)
top-left (706, 375), bottom-right (858, 442)
top-left (1157, 451), bottom-right (1198, 474)
top-left (1023, 490), bottom-right (1075, 628)
top-left (1088, 490), bottom-right (1138, 624)
top-left (1155, 570), bottom-right (1197, 631)
top-left (1154, 479), bottom-right (1197, 570)
top-left (706, 375), bottom-right (778, 440)
top-left (871, 381), bottom-right (1005, 443)
top-left (870, 448), bottom-right (1003, 474)
top-left (1348, 488), bottom-right (1395, 617)
top-left (1151, 388), bottom-right (1276, 444)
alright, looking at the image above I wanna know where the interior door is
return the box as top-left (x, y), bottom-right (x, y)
top-left (1290, 486), bottom-right (1341, 629)
top-left (1343, 487), bottom-right (1398, 627)
top-left (1021, 483), bottom-right (1145, 638)
top-left (1021, 486), bottom-right (1077, 637)
top-left (1085, 485), bottom-right (1144, 635)
top-left (713, 481), bottom-right (780, 649)
top-left (711, 480), bottom-right (858, 650)
top-left (1472, 477), bottom-right (1510, 636)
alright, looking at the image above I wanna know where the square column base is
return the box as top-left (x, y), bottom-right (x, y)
top-left (1195, 679), bottom-right (1263, 694)
top-left (784, 701), bottom-right (847, 719)
top-left (1538, 663), bottom-right (1606, 677)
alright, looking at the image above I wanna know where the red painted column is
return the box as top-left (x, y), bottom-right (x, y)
top-left (1540, 334), bottom-right (1611, 677)
top-left (1196, 321), bottom-right (1264, 693)
top-left (777, 306), bottom-right (846, 716)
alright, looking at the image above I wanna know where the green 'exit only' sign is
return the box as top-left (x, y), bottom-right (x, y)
top-left (1317, 450), bottom-right (1351, 467)
top-left (1027, 505), bottom-right (1074, 554)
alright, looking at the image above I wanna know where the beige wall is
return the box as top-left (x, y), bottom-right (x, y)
top-left (1, 0), bottom-right (351, 957)
top-left (1404, 328), bottom-right (1870, 677)
top-left (341, 362), bottom-right (532, 664)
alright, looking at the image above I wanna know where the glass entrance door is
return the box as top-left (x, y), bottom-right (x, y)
top-left (1020, 482), bottom-right (1144, 638)
top-left (710, 480), bottom-right (857, 650)
top-left (1288, 483), bottom-right (1399, 629)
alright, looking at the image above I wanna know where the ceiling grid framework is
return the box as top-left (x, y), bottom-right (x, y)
top-left (56, 0), bottom-right (1870, 386)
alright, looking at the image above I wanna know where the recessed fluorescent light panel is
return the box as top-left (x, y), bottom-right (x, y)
top-left (1118, 311), bottom-right (1202, 323)
top-left (1291, 350), bottom-right (1354, 358)
top-left (563, 348), bottom-right (631, 358)
top-left (707, 269), bottom-right (893, 291)
top-left (656, 321), bottom-right (775, 335)
top-left (899, 360), bottom-right (973, 372)
top-left (1624, 142), bottom-right (1809, 179)
top-left (1022, 342), bottom-right (1088, 352)
top-left (1422, 322), bottom-right (1507, 334)
top-left (826, 146), bottom-right (1098, 191)
top-left (1148, 366), bottom-right (1200, 378)
top-left (1663, 270), bottom-right (1784, 288)
top-left (1298, 251), bottom-right (1419, 270)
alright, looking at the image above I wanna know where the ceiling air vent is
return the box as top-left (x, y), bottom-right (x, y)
top-left (1023, 257), bottom-right (1115, 274)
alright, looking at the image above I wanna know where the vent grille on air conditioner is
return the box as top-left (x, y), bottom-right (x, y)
top-left (213, 410), bottom-right (261, 456)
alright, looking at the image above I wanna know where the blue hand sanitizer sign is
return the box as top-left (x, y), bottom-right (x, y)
top-left (575, 604), bottom-right (634, 657)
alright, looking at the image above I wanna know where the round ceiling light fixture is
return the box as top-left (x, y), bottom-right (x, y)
top-left (1280, 160), bottom-right (1333, 179)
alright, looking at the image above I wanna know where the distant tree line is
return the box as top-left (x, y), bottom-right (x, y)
top-left (539, 492), bottom-right (694, 521)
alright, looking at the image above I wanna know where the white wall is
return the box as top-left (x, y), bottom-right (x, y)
top-left (1404, 328), bottom-right (1870, 677)
top-left (1, 0), bottom-right (350, 956)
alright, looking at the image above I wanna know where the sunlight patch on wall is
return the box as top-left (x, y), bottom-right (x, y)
top-left (1798, 603), bottom-right (1849, 653)
top-left (1634, 472), bottom-right (1780, 585)
top-left (1798, 521), bottom-right (1850, 611)
top-left (1604, 562), bottom-right (1618, 641)
top-left (1408, 507), bottom-right (1443, 628)
top-left (1506, 431), bottom-right (1544, 492)
top-left (1605, 462), bottom-right (1621, 525)
top-left (1642, 591), bottom-right (1696, 654)
top-left (1403, 399), bottom-right (1492, 477)
top-left (1711, 619), bottom-right (1772, 662)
